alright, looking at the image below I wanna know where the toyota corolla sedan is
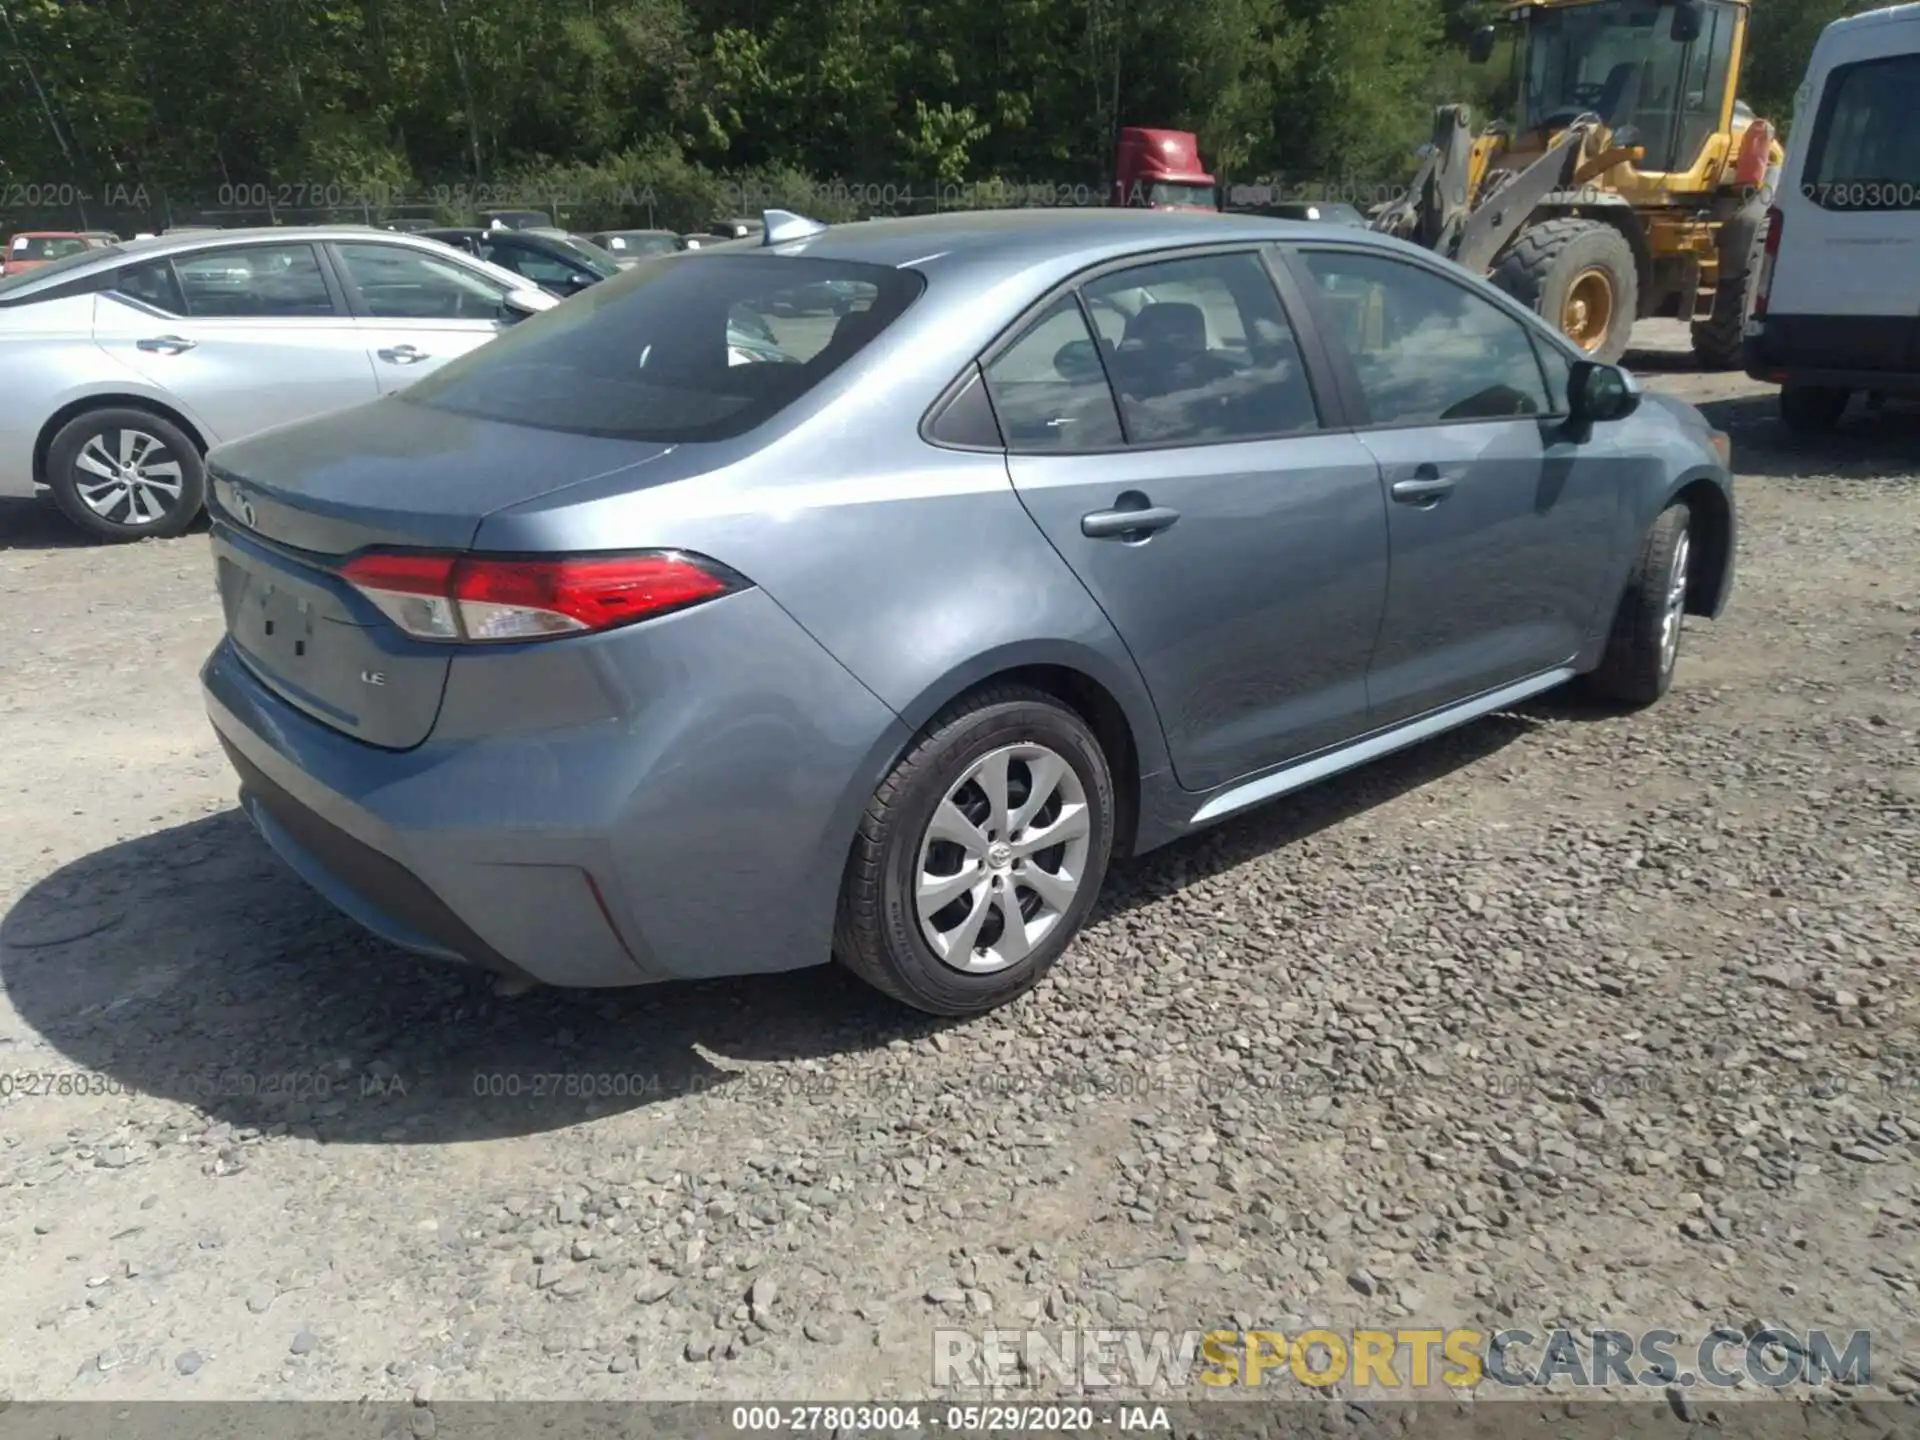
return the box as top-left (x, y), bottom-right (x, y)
top-left (200, 208), bottom-right (1735, 1017)
top-left (0, 227), bottom-right (556, 540)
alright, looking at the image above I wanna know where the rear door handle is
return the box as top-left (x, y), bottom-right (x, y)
top-left (136, 335), bottom-right (196, 354)
top-left (1390, 475), bottom-right (1455, 506)
top-left (1081, 504), bottom-right (1180, 540)
top-left (377, 344), bottom-right (429, 364)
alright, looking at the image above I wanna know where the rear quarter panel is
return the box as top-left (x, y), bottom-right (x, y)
top-left (471, 325), bottom-right (1174, 785)
top-left (0, 294), bottom-right (211, 497)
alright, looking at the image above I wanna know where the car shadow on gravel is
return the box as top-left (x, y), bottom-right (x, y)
top-left (0, 809), bottom-right (941, 1145)
top-left (0, 496), bottom-right (213, 551)
top-left (1096, 707), bottom-right (1538, 918)
top-left (3, 709), bottom-right (1545, 1146)
top-left (1696, 394), bottom-right (1920, 481)
top-left (1622, 344), bottom-right (1703, 374)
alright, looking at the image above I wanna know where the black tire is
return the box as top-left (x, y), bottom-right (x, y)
top-left (1491, 217), bottom-right (1640, 365)
top-left (834, 684), bottom-right (1115, 1017)
top-left (45, 407), bottom-right (205, 542)
top-left (1779, 383), bottom-right (1849, 435)
top-left (1583, 502), bottom-right (1691, 708)
top-left (1689, 221), bottom-right (1767, 370)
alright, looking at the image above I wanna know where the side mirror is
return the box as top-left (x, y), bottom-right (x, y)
top-left (501, 288), bottom-right (554, 322)
top-left (1467, 25), bottom-right (1497, 65)
top-left (1670, 0), bottom-right (1703, 44)
top-left (1568, 359), bottom-right (1641, 430)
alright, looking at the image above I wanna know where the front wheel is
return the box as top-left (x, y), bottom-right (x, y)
top-left (45, 407), bottom-right (205, 542)
top-left (1583, 502), bottom-right (1691, 707)
top-left (833, 685), bottom-right (1115, 1016)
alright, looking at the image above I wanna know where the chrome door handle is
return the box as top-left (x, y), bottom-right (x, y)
top-left (1390, 476), bottom-right (1455, 506)
top-left (1081, 504), bottom-right (1180, 540)
top-left (137, 335), bottom-right (196, 354)
top-left (377, 344), bottom-right (429, 364)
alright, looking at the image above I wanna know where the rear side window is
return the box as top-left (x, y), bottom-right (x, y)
top-left (401, 254), bottom-right (923, 442)
top-left (116, 260), bottom-right (187, 316)
top-left (1802, 55), bottom-right (1920, 211)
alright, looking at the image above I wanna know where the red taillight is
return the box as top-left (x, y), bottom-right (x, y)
top-left (1751, 206), bottom-right (1783, 319)
top-left (340, 550), bottom-right (742, 643)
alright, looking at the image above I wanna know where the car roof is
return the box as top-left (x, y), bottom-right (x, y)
top-left (9, 230), bottom-right (87, 239)
top-left (662, 207), bottom-right (1583, 377)
top-left (0, 225), bottom-right (540, 300)
top-left (689, 207), bottom-right (1406, 290)
top-left (1827, 1), bottom-right (1920, 34)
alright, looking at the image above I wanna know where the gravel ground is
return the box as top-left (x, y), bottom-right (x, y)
top-left (1, 322), bottom-right (1916, 1407)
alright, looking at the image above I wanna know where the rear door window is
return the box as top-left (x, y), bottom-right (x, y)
top-left (173, 244), bottom-right (339, 318)
top-left (982, 296), bottom-right (1125, 450)
top-left (400, 254), bottom-right (923, 441)
top-left (1081, 251), bottom-right (1320, 443)
top-left (1802, 54), bottom-right (1920, 211)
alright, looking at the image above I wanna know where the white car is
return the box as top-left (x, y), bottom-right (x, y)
top-left (0, 226), bottom-right (557, 540)
top-left (1745, 2), bottom-right (1920, 431)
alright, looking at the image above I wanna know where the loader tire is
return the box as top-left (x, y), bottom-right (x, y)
top-left (1492, 218), bottom-right (1639, 365)
top-left (1690, 222), bottom-right (1767, 371)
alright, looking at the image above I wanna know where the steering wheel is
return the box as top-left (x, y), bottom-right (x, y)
top-left (1569, 81), bottom-right (1607, 106)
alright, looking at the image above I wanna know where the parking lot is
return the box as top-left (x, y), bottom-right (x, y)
top-left (1, 320), bottom-right (1916, 1403)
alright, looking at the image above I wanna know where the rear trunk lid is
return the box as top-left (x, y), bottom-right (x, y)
top-left (208, 396), bottom-right (677, 749)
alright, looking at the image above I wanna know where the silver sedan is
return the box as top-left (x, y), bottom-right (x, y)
top-left (0, 226), bottom-right (556, 540)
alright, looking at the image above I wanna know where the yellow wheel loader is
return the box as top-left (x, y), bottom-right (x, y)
top-left (1371, 0), bottom-right (1785, 366)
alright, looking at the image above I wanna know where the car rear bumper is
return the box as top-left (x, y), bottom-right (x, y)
top-left (201, 589), bottom-right (908, 989)
top-left (221, 733), bottom-right (532, 978)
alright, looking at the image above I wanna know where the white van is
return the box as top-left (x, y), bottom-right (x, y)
top-left (1745, 3), bottom-right (1920, 432)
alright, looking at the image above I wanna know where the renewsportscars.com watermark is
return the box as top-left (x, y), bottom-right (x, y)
top-left (932, 1327), bottom-right (1873, 1393)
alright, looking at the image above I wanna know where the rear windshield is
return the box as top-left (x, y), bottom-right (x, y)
top-left (1803, 54), bottom-right (1920, 211)
top-left (602, 233), bottom-right (680, 256)
top-left (401, 254), bottom-right (921, 442)
top-left (8, 234), bottom-right (90, 261)
top-left (547, 235), bottom-right (624, 277)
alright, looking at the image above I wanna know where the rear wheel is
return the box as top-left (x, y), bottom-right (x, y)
top-left (1779, 383), bottom-right (1849, 435)
top-left (834, 685), bottom-right (1114, 1017)
top-left (1492, 217), bottom-right (1640, 365)
top-left (45, 407), bottom-right (205, 542)
top-left (1584, 502), bottom-right (1691, 708)
top-left (1690, 221), bottom-right (1767, 370)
